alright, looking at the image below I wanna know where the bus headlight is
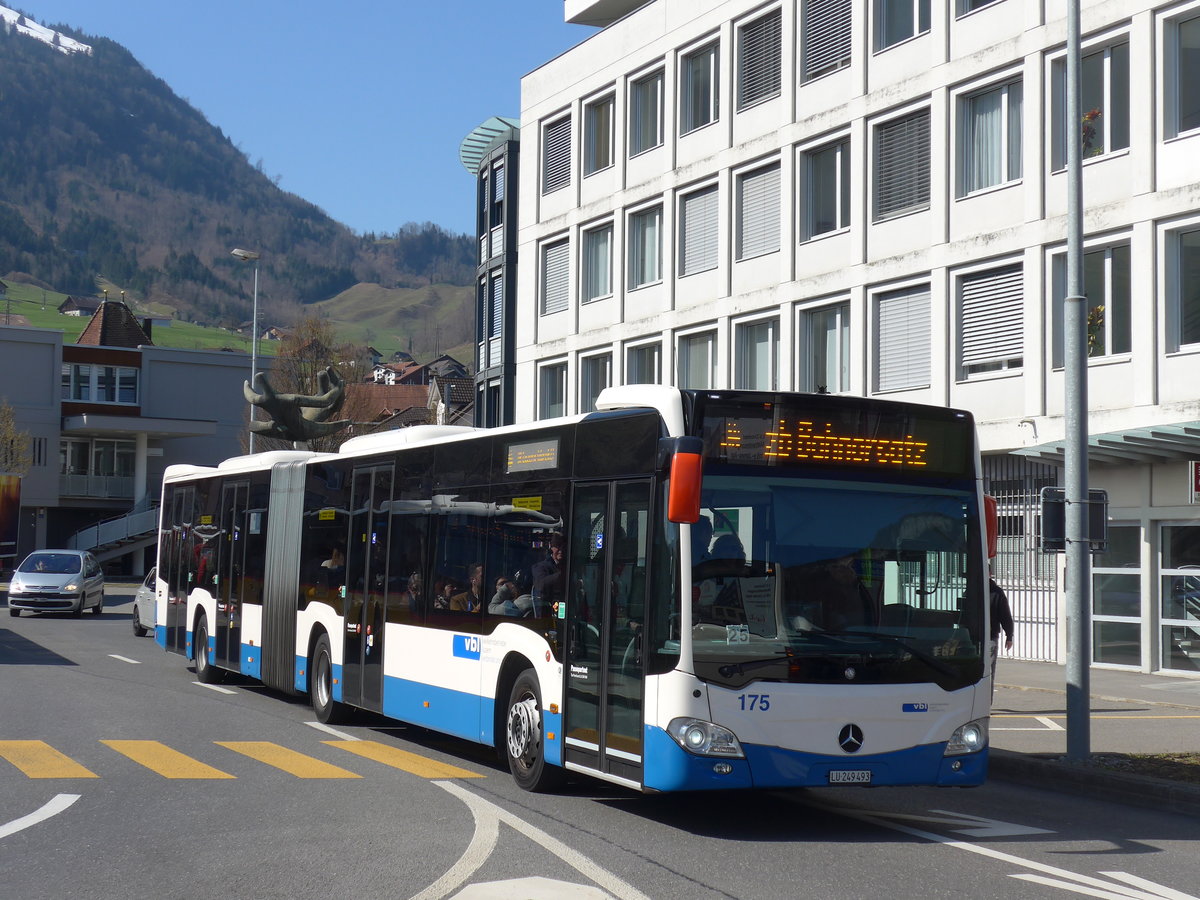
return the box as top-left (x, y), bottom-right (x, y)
top-left (667, 718), bottom-right (745, 758)
top-left (944, 718), bottom-right (988, 756)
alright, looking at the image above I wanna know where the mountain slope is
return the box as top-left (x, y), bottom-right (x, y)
top-left (0, 9), bottom-right (475, 360)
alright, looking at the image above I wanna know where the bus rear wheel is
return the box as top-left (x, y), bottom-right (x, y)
top-left (505, 670), bottom-right (563, 793)
top-left (194, 616), bottom-right (222, 684)
top-left (311, 634), bottom-right (349, 724)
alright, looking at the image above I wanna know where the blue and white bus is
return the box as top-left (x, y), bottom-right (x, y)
top-left (155, 386), bottom-right (993, 792)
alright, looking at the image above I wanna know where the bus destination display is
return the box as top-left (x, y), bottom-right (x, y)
top-left (505, 437), bottom-right (559, 474)
top-left (701, 397), bottom-right (973, 478)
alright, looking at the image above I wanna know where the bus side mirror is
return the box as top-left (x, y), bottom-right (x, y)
top-left (984, 495), bottom-right (998, 559)
top-left (662, 437), bottom-right (703, 524)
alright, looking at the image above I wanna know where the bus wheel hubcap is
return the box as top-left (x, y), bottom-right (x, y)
top-left (507, 696), bottom-right (539, 762)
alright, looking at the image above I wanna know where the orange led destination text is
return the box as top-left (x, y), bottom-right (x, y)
top-left (722, 419), bottom-right (929, 467)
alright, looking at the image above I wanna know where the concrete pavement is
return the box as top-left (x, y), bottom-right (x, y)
top-left (989, 659), bottom-right (1200, 817)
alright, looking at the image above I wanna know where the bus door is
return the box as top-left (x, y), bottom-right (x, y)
top-left (216, 481), bottom-right (248, 668)
top-left (342, 464), bottom-right (393, 711)
top-left (564, 480), bottom-right (652, 785)
top-left (167, 485), bottom-right (195, 653)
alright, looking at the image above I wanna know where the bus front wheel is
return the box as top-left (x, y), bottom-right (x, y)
top-left (505, 670), bottom-right (563, 793)
top-left (311, 634), bottom-right (349, 725)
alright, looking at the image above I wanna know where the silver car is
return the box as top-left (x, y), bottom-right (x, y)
top-left (7, 550), bottom-right (105, 618)
top-left (132, 567), bottom-right (156, 636)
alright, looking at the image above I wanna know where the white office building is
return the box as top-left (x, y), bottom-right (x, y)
top-left (512, 0), bottom-right (1200, 674)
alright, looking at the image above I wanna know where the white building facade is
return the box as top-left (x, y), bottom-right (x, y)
top-left (512, 0), bottom-right (1200, 675)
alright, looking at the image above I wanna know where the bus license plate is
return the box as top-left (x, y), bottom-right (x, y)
top-left (828, 770), bottom-right (871, 784)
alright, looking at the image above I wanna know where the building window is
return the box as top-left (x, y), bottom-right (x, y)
top-left (542, 115), bottom-right (572, 195)
top-left (961, 79), bottom-right (1022, 195)
top-left (60, 438), bottom-right (134, 477)
top-left (1051, 43), bottom-right (1129, 169)
top-left (628, 205), bottom-right (663, 289)
top-left (736, 319), bottom-right (778, 390)
top-left (678, 331), bottom-right (717, 389)
top-left (958, 0), bottom-right (1000, 12)
top-left (60, 363), bottom-right (139, 404)
top-left (959, 263), bottom-right (1023, 377)
top-left (1051, 243), bottom-right (1131, 366)
top-left (1175, 228), bottom-right (1200, 349)
top-left (874, 109), bottom-right (930, 221)
top-left (875, 284), bottom-right (931, 392)
top-left (582, 224), bottom-right (613, 303)
top-left (627, 343), bottom-right (661, 384)
top-left (802, 0), bottom-right (851, 82)
top-left (1173, 16), bottom-right (1200, 136)
top-left (877, 0), bottom-right (930, 51)
top-left (580, 354), bottom-right (613, 413)
top-left (540, 239), bottom-right (570, 315)
top-left (31, 436), bottom-right (47, 468)
top-left (807, 302), bottom-right (850, 393)
top-left (803, 138), bottom-right (850, 239)
top-left (679, 185), bottom-right (719, 276)
top-left (487, 274), bottom-right (504, 368)
top-left (584, 95), bottom-right (614, 175)
top-left (681, 42), bottom-right (719, 134)
top-left (737, 8), bottom-right (782, 110)
top-left (490, 162), bottom-right (505, 229)
top-left (539, 363), bottom-right (567, 419)
top-left (629, 70), bottom-right (664, 156)
top-left (736, 163), bottom-right (781, 260)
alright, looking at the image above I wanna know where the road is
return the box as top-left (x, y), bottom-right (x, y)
top-left (2, 583), bottom-right (1198, 900)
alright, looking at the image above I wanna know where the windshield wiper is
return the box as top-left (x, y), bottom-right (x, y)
top-left (827, 630), bottom-right (958, 679)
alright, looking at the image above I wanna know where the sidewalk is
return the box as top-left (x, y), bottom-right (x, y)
top-left (989, 659), bottom-right (1200, 816)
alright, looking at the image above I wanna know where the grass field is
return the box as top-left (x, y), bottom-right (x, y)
top-left (1, 282), bottom-right (271, 355)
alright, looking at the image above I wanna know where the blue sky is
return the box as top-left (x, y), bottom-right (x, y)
top-left (22, 1), bottom-right (595, 236)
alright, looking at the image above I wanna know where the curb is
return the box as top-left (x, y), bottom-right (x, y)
top-left (990, 749), bottom-right (1200, 818)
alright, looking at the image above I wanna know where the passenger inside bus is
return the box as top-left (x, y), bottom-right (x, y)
top-left (450, 563), bottom-right (484, 612)
top-left (433, 577), bottom-right (457, 610)
top-left (785, 554), bottom-right (877, 632)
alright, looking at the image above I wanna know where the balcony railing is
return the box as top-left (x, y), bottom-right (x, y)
top-left (59, 474), bottom-right (134, 499)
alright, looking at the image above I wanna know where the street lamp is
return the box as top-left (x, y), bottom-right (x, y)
top-left (231, 248), bottom-right (261, 453)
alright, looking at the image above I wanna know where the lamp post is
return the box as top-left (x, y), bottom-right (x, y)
top-left (231, 248), bottom-right (261, 454)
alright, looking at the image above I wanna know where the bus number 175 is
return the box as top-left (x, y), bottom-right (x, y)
top-left (738, 694), bottom-right (770, 711)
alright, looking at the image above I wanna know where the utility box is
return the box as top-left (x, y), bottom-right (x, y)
top-left (1040, 487), bottom-right (1108, 553)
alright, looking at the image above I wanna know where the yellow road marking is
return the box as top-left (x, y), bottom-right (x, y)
top-left (101, 740), bottom-right (235, 779)
top-left (0, 740), bottom-right (98, 779)
top-left (324, 740), bottom-right (484, 779)
top-left (216, 741), bottom-right (361, 778)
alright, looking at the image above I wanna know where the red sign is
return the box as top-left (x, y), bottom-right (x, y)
top-left (1191, 461), bottom-right (1200, 504)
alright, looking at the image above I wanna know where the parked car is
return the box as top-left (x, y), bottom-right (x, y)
top-left (7, 550), bottom-right (105, 618)
top-left (132, 567), bottom-right (156, 637)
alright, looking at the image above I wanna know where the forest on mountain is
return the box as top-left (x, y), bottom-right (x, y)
top-left (0, 14), bottom-right (475, 358)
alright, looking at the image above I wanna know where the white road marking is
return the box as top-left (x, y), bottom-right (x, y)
top-left (305, 721), bottom-right (358, 741)
top-left (0, 794), bottom-right (81, 841)
top-left (193, 682), bottom-right (235, 695)
top-left (992, 715), bottom-right (1066, 732)
top-left (426, 781), bottom-right (652, 900)
top-left (409, 784), bottom-right (500, 900)
top-left (108, 654), bottom-right (141, 665)
top-left (870, 809), bottom-right (1052, 838)
top-left (831, 805), bottom-right (1198, 900)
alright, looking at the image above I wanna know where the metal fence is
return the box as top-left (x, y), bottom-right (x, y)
top-left (983, 454), bottom-right (1062, 662)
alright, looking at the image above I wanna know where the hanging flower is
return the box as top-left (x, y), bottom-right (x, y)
top-left (1081, 108), bottom-right (1103, 157)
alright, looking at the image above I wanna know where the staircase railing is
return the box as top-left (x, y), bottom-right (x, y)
top-left (68, 501), bottom-right (160, 553)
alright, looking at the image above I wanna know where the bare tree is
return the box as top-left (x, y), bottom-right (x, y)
top-left (0, 399), bottom-right (32, 475)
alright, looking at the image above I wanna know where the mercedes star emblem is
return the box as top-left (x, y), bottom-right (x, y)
top-left (839, 723), bottom-right (864, 753)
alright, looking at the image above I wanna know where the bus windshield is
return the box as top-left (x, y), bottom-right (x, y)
top-left (688, 474), bottom-right (985, 691)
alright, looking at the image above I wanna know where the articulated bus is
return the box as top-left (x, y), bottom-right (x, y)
top-left (155, 386), bottom-right (993, 792)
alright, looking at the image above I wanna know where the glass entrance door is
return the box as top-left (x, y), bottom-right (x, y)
top-left (217, 481), bottom-right (249, 668)
top-left (564, 480), bottom-right (651, 784)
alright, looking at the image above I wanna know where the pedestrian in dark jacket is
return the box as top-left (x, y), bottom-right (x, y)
top-left (989, 577), bottom-right (1014, 696)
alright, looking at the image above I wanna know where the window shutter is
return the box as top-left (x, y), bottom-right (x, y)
top-left (802, 0), bottom-right (852, 81)
top-left (738, 9), bottom-right (782, 109)
top-left (876, 286), bottom-right (931, 391)
top-left (541, 240), bottom-right (569, 314)
top-left (542, 117), bottom-right (572, 194)
top-left (492, 163), bottom-right (505, 203)
top-left (737, 164), bottom-right (781, 259)
top-left (960, 264), bottom-right (1023, 370)
top-left (681, 186), bottom-right (719, 275)
top-left (874, 110), bottom-right (930, 220)
top-left (490, 274), bottom-right (503, 338)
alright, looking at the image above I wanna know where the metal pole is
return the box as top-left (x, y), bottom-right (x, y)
top-left (1064, 0), bottom-right (1091, 761)
top-left (249, 261), bottom-right (260, 455)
